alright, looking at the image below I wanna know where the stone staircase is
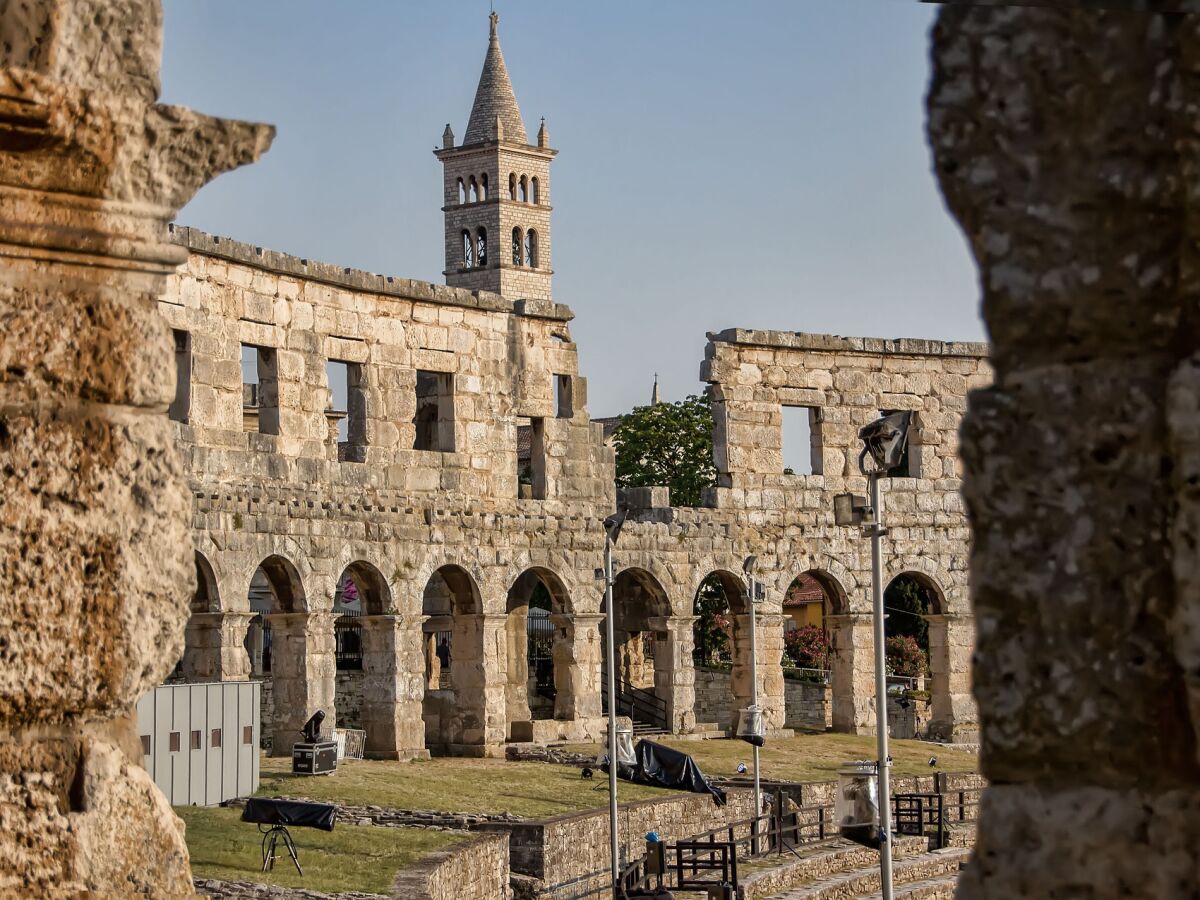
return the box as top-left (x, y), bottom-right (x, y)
top-left (735, 835), bottom-right (971, 900)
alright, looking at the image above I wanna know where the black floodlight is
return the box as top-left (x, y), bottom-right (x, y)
top-left (833, 493), bottom-right (868, 526)
top-left (742, 555), bottom-right (757, 576)
top-left (858, 411), bottom-right (913, 475)
top-left (301, 709), bottom-right (325, 743)
top-left (604, 508), bottom-right (627, 545)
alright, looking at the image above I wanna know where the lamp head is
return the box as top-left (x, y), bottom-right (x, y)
top-left (858, 411), bottom-right (913, 475)
top-left (603, 508), bottom-right (627, 545)
top-left (742, 555), bottom-right (757, 576)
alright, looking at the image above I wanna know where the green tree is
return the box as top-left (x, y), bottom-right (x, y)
top-left (692, 575), bottom-right (731, 666)
top-left (885, 576), bottom-right (934, 656)
top-left (611, 393), bottom-right (717, 507)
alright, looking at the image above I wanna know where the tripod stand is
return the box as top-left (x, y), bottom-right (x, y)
top-left (259, 823), bottom-right (303, 875)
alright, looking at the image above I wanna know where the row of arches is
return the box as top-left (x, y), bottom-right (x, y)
top-left (185, 550), bottom-right (958, 753)
top-left (454, 173), bottom-right (543, 205)
top-left (459, 227), bottom-right (540, 269)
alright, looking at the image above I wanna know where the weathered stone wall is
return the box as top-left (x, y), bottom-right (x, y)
top-left (928, 6), bottom-right (1200, 897)
top-left (694, 666), bottom-right (832, 732)
top-left (167, 230), bottom-right (987, 755)
top-left (391, 832), bottom-right (510, 900)
top-left (0, 1), bottom-right (271, 893)
top-left (502, 787), bottom-right (756, 889)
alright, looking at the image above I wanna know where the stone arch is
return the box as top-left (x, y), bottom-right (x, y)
top-left (518, 174), bottom-right (528, 202)
top-left (192, 551), bottom-right (220, 614)
top-left (255, 554), bottom-right (306, 613)
top-left (512, 226), bottom-right (523, 266)
top-left (476, 226), bottom-right (488, 267)
top-left (884, 569), bottom-right (948, 741)
top-left (508, 171), bottom-right (516, 200)
top-left (691, 568), bottom-right (747, 668)
top-left (457, 177), bottom-right (466, 204)
top-left (479, 172), bottom-right (488, 200)
top-left (780, 568), bottom-right (849, 734)
top-left (468, 175), bottom-right (479, 202)
top-left (336, 560), bottom-right (391, 616)
top-left (525, 228), bottom-right (538, 268)
top-left (504, 567), bottom-right (573, 732)
top-left (604, 567), bottom-right (673, 728)
top-left (420, 564), bottom-right (491, 755)
top-left (530, 176), bottom-right (540, 204)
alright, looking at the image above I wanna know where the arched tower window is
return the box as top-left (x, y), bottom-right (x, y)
top-left (531, 177), bottom-right (540, 205)
top-left (525, 229), bottom-right (538, 268)
top-left (518, 175), bottom-right (528, 203)
top-left (512, 227), bottom-right (523, 266)
top-left (480, 173), bottom-right (489, 200)
top-left (462, 230), bottom-right (473, 268)
top-left (457, 178), bottom-right (466, 205)
top-left (509, 173), bottom-right (517, 200)
top-left (468, 176), bottom-right (479, 203)
top-left (476, 227), bottom-right (488, 267)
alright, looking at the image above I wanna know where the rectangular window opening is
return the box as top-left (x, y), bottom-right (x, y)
top-left (879, 409), bottom-right (920, 478)
top-left (243, 725), bottom-right (254, 745)
top-left (516, 416), bottom-right (547, 500)
top-left (168, 731), bottom-right (180, 753)
top-left (414, 370), bottom-right (455, 452)
top-left (211, 728), bottom-right (223, 749)
top-left (242, 344), bottom-right (280, 435)
top-left (326, 360), bottom-right (367, 460)
top-left (169, 330), bottom-right (191, 423)
top-left (782, 405), bottom-right (823, 476)
top-left (140, 735), bottom-right (151, 755)
top-left (189, 730), bottom-right (201, 751)
top-left (554, 374), bottom-right (574, 419)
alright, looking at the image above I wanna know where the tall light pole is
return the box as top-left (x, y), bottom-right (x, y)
top-left (833, 411), bottom-right (912, 900)
top-left (602, 510), bottom-right (626, 899)
top-left (742, 555), bottom-right (761, 822)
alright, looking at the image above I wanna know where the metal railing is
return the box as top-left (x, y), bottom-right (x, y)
top-left (599, 672), bottom-right (668, 731)
top-left (782, 665), bottom-right (832, 684)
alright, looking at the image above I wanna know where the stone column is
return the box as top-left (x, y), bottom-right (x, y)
top-left (925, 614), bottom-right (976, 742)
top-left (649, 616), bottom-right (698, 734)
top-left (827, 614), bottom-right (875, 734)
top-left (504, 609), bottom-right (532, 728)
top-left (181, 612), bottom-right (254, 682)
top-left (729, 613), bottom-right (786, 733)
top-left (0, 5), bottom-right (271, 891)
top-left (449, 613), bottom-right (507, 756)
top-left (929, 9), bottom-right (1200, 896)
top-left (359, 615), bottom-right (427, 761)
top-left (552, 613), bottom-right (602, 721)
top-left (265, 612), bottom-right (336, 756)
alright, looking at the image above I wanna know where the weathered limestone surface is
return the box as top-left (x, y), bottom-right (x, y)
top-left (0, 0), bottom-right (271, 892)
top-left (929, 6), bottom-right (1200, 896)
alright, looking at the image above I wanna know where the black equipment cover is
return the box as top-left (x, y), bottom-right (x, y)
top-left (624, 740), bottom-right (726, 806)
top-left (241, 797), bottom-right (337, 831)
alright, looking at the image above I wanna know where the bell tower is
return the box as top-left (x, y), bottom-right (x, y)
top-left (435, 12), bottom-right (556, 301)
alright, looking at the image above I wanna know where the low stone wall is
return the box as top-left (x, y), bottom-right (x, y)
top-left (195, 878), bottom-right (386, 899)
top-left (694, 667), bottom-right (831, 732)
top-left (391, 832), bottom-right (511, 900)
top-left (499, 787), bottom-right (756, 892)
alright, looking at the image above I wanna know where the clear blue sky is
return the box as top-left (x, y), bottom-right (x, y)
top-left (162, 1), bottom-right (981, 418)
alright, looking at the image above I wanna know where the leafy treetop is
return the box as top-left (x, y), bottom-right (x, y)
top-left (611, 393), bottom-right (717, 508)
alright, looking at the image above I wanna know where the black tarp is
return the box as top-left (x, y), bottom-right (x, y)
top-left (616, 740), bottom-right (726, 806)
top-left (241, 797), bottom-right (338, 831)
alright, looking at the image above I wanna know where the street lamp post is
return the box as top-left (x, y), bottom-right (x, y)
top-left (602, 510), bottom-right (626, 899)
top-left (833, 411), bottom-right (913, 900)
top-left (742, 556), bottom-right (761, 825)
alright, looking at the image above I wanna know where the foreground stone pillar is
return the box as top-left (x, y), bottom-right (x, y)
top-left (827, 614), bottom-right (874, 734)
top-left (265, 612), bottom-right (336, 756)
top-left (0, 4), bottom-right (271, 892)
top-left (552, 613), bottom-right (602, 721)
top-left (504, 609), bottom-right (532, 728)
top-left (930, 7), bottom-right (1200, 896)
top-left (926, 614), bottom-right (976, 742)
top-left (359, 615), bottom-right (427, 760)
top-left (181, 612), bottom-right (254, 682)
top-left (729, 613), bottom-right (786, 733)
top-left (649, 616), bottom-right (698, 734)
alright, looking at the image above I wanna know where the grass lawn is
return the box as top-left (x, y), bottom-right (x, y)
top-left (561, 733), bottom-right (977, 785)
top-left (257, 755), bottom-right (675, 819)
top-left (177, 805), bottom-right (461, 895)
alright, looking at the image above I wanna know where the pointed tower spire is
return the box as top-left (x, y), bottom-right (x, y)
top-left (652, 373), bottom-right (661, 406)
top-left (464, 12), bottom-right (528, 145)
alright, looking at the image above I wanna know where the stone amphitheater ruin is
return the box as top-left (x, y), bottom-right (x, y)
top-left (5, 0), bottom-right (1190, 896)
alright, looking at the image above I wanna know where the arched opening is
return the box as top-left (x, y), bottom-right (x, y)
top-left (504, 568), bottom-right (572, 736)
top-left (176, 552), bottom-right (222, 681)
top-left (192, 552), bottom-right (220, 614)
top-left (461, 229), bottom-right (473, 268)
top-left (479, 172), bottom-right (489, 200)
top-left (476, 227), bottom-right (488, 267)
top-left (884, 572), bottom-right (944, 739)
top-left (518, 174), bottom-right (528, 202)
top-left (512, 227), bottom-right (523, 266)
top-left (605, 568), bottom-right (672, 731)
top-left (525, 229), bottom-right (538, 268)
top-left (780, 570), bottom-right (843, 732)
top-left (421, 565), bottom-right (485, 755)
top-left (457, 177), bottom-right (466, 204)
top-left (531, 176), bottom-right (540, 204)
top-left (687, 571), bottom-right (748, 733)
top-left (331, 562), bottom-right (390, 732)
top-left (244, 555), bottom-right (307, 754)
top-left (508, 172), bottom-right (517, 200)
top-left (468, 175), bottom-right (479, 203)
